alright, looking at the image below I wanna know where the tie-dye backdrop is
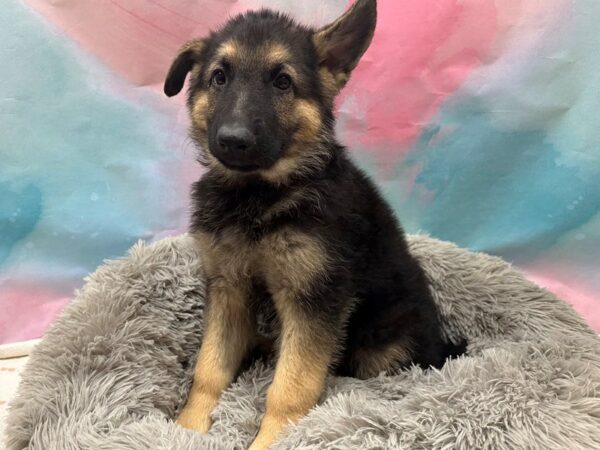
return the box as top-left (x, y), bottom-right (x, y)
top-left (1, 0), bottom-right (599, 343)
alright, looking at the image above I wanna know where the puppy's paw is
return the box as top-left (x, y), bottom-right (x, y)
top-left (248, 436), bottom-right (271, 450)
top-left (248, 415), bottom-right (288, 450)
top-left (176, 406), bottom-right (212, 433)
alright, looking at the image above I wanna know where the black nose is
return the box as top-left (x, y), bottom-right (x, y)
top-left (217, 123), bottom-right (255, 151)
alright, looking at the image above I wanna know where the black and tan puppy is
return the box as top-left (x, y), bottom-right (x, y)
top-left (164, 0), bottom-right (462, 448)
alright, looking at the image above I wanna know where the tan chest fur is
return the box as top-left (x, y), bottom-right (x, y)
top-left (194, 227), bottom-right (328, 299)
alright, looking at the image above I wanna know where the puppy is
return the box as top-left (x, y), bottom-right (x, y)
top-left (164, 1), bottom-right (463, 448)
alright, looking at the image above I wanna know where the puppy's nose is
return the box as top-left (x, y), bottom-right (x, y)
top-left (217, 123), bottom-right (255, 151)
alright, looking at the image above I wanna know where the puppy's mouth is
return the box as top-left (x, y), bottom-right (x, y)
top-left (209, 141), bottom-right (285, 173)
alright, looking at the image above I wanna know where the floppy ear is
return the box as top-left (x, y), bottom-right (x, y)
top-left (164, 39), bottom-right (206, 97)
top-left (313, 0), bottom-right (376, 89)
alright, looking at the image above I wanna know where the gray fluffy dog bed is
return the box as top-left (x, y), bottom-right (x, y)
top-left (5, 234), bottom-right (600, 449)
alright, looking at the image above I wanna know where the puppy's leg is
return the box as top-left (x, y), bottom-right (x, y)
top-left (349, 338), bottom-right (414, 379)
top-left (248, 302), bottom-right (334, 450)
top-left (177, 280), bottom-right (253, 432)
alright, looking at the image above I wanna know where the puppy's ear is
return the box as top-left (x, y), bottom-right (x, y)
top-left (313, 0), bottom-right (376, 91)
top-left (164, 39), bottom-right (206, 97)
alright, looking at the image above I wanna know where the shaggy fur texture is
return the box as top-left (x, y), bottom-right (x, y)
top-left (5, 234), bottom-right (600, 449)
top-left (167, 4), bottom-right (458, 445)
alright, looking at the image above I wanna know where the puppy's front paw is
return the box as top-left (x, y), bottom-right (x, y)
top-left (247, 435), bottom-right (271, 450)
top-left (176, 405), bottom-right (212, 433)
top-left (248, 415), bottom-right (287, 450)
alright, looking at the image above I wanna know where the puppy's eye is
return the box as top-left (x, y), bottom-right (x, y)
top-left (212, 69), bottom-right (227, 86)
top-left (274, 74), bottom-right (292, 90)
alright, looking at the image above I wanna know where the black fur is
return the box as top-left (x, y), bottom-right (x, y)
top-left (168, 0), bottom-right (464, 380)
top-left (191, 148), bottom-right (462, 374)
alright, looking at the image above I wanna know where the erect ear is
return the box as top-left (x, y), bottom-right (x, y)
top-left (313, 0), bottom-right (376, 89)
top-left (164, 39), bottom-right (206, 97)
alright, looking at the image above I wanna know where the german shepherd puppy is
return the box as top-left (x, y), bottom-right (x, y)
top-left (164, 0), bottom-right (462, 448)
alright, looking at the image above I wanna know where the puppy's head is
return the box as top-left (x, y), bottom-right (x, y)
top-left (164, 0), bottom-right (376, 184)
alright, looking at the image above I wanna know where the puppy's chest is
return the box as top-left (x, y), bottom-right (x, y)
top-left (195, 226), bottom-right (327, 294)
top-left (192, 179), bottom-right (329, 289)
top-left (191, 174), bottom-right (330, 239)
top-left (195, 228), bottom-right (266, 279)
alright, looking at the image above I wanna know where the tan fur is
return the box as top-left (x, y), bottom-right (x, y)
top-left (185, 227), bottom-right (330, 444)
top-left (177, 232), bottom-right (257, 432)
top-left (189, 86), bottom-right (222, 177)
top-left (351, 338), bottom-right (414, 379)
top-left (264, 43), bottom-right (300, 84)
top-left (265, 42), bottom-right (291, 65)
top-left (249, 294), bottom-right (334, 450)
top-left (187, 37), bottom-right (327, 186)
top-left (259, 99), bottom-right (326, 185)
top-left (190, 94), bottom-right (240, 182)
top-left (259, 228), bottom-right (328, 297)
top-left (312, 0), bottom-right (375, 98)
top-left (318, 67), bottom-right (350, 97)
top-left (172, 38), bottom-right (205, 67)
top-left (190, 64), bottom-right (203, 84)
top-left (259, 143), bottom-right (331, 185)
top-left (183, 182), bottom-right (357, 447)
top-left (177, 278), bottom-right (254, 432)
top-left (197, 226), bottom-right (327, 293)
top-left (266, 331), bottom-right (331, 419)
top-left (179, 38), bottom-right (205, 55)
top-left (205, 40), bottom-right (242, 79)
top-left (292, 99), bottom-right (322, 143)
top-left (312, 0), bottom-right (374, 73)
top-left (210, 41), bottom-right (293, 76)
top-left (247, 231), bottom-right (331, 449)
top-left (184, 174), bottom-right (367, 449)
top-left (250, 347), bottom-right (330, 450)
top-left (195, 230), bottom-right (255, 282)
top-left (173, 3), bottom-right (382, 448)
top-left (195, 38), bottom-right (300, 184)
top-left (191, 92), bottom-right (209, 132)
top-left (259, 158), bottom-right (300, 184)
top-left (216, 40), bottom-right (240, 60)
